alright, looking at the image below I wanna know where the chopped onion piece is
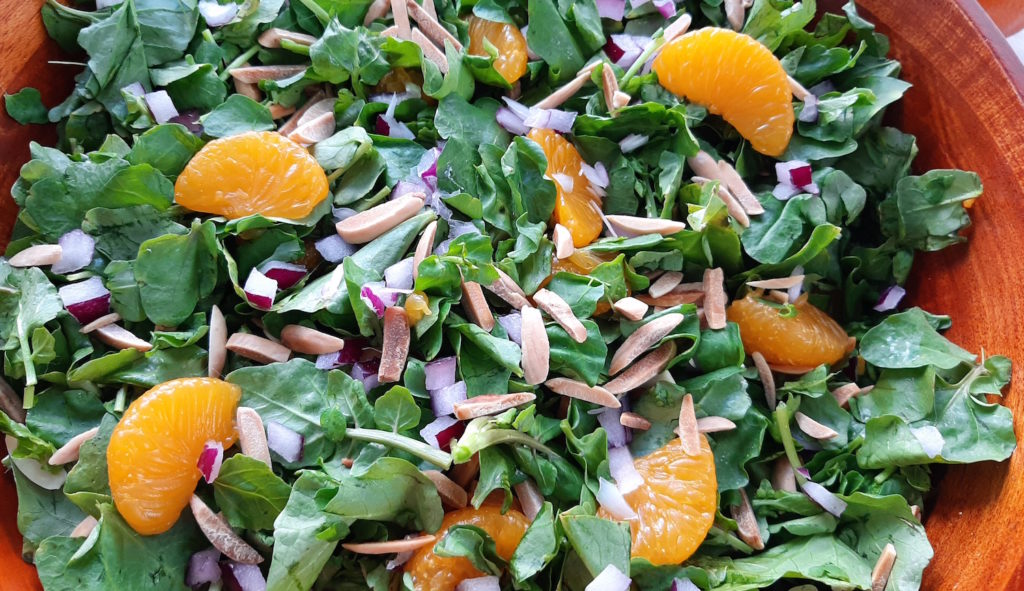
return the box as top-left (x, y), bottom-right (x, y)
top-left (607, 446), bottom-right (643, 494)
top-left (198, 0), bottom-right (239, 26)
top-left (772, 182), bottom-right (802, 201)
top-left (243, 269), bottom-right (278, 310)
top-left (169, 110), bottom-right (204, 135)
top-left (653, 0), bottom-right (676, 18)
top-left (619, 133), bottom-right (648, 153)
top-left (197, 441), bottom-right (224, 484)
top-left (221, 561), bottom-right (267, 591)
top-left (359, 282), bottom-right (402, 317)
top-left (266, 421), bottom-right (304, 463)
top-left (52, 230), bottom-right (95, 274)
top-left (186, 548), bottom-right (222, 588)
top-left (417, 147), bottom-right (440, 181)
top-left (59, 277), bottom-right (111, 325)
top-left (586, 564), bottom-right (632, 591)
top-left (315, 352), bottom-right (343, 370)
top-left (430, 381), bottom-right (467, 417)
top-left (496, 312), bottom-right (522, 345)
top-left (144, 91), bottom-right (179, 125)
top-left (670, 578), bottom-right (700, 591)
top-left (595, 0), bottom-right (626, 20)
top-left (787, 265), bottom-right (804, 303)
top-left (523, 107), bottom-right (577, 133)
top-left (628, 0), bottom-right (650, 7)
top-left (598, 407), bottom-right (628, 448)
top-left (352, 360), bottom-right (380, 392)
top-left (424, 356), bottom-right (457, 390)
top-left (456, 576), bottom-right (500, 591)
top-left (501, 97), bottom-right (532, 119)
top-left (387, 550), bottom-right (414, 570)
top-left (874, 285), bottom-right (906, 312)
top-left (911, 425), bottom-right (944, 459)
top-left (384, 258), bottom-right (416, 290)
top-left (596, 477), bottom-right (637, 520)
top-left (419, 415), bottom-right (463, 451)
top-left (496, 107), bottom-right (529, 135)
top-left (259, 261), bottom-right (306, 290)
top-left (798, 94), bottom-right (819, 123)
top-left (789, 164), bottom-right (813, 187)
top-left (314, 234), bottom-right (356, 263)
top-left (800, 480), bottom-right (847, 517)
top-left (605, 35), bottom-right (648, 69)
top-left (379, 94), bottom-right (415, 140)
top-left (580, 161), bottom-right (610, 188)
top-left (391, 179), bottom-right (428, 200)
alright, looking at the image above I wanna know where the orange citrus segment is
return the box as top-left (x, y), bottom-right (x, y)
top-left (653, 28), bottom-right (794, 156)
top-left (727, 294), bottom-right (851, 368)
top-left (467, 16), bottom-right (529, 85)
top-left (527, 129), bottom-right (603, 247)
top-left (405, 504), bottom-right (529, 591)
top-left (107, 377), bottom-right (241, 535)
top-left (599, 436), bottom-right (717, 565)
top-left (174, 131), bottom-right (329, 220)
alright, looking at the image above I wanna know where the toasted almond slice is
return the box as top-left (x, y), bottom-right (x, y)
top-left (717, 185), bottom-right (751, 227)
top-left (237, 407), bottom-right (272, 466)
top-left (514, 479), bottom-right (544, 521)
top-left (278, 90), bottom-right (327, 136)
top-left (258, 28), bottom-right (318, 48)
top-left (747, 276), bottom-right (805, 290)
top-left (336, 193), bottom-right (425, 244)
top-left (268, 104), bottom-right (296, 119)
top-left (453, 392), bottom-right (537, 420)
top-left (716, 159), bottom-right (764, 215)
top-left (379, 307), bottom-right (410, 383)
top-left (612, 297), bottom-right (648, 321)
top-left (406, 0), bottom-right (462, 51)
top-left (461, 280), bottom-right (495, 332)
top-left (288, 111), bottom-right (336, 146)
top-left (702, 267), bottom-right (727, 330)
top-left (765, 289), bottom-right (789, 304)
top-left (687, 151), bottom-right (720, 179)
top-left (296, 97), bottom-right (337, 128)
top-left (696, 416), bottom-right (736, 433)
top-left (731, 488), bottom-right (764, 550)
top-left (532, 288), bottom-right (587, 344)
top-left (533, 62), bottom-right (600, 110)
top-left (612, 90), bottom-right (631, 110)
top-left (545, 378), bottom-right (620, 408)
top-left (450, 453), bottom-right (480, 488)
top-left (421, 0), bottom-right (437, 19)
top-left (772, 456), bottom-right (797, 492)
top-left (648, 271), bottom-right (683, 298)
top-left (604, 341), bottom-right (676, 395)
top-left (615, 414), bottom-right (648, 432)
top-left (280, 324), bottom-right (345, 355)
top-left (227, 333), bottom-right (291, 364)
top-left (485, 268), bottom-right (530, 309)
top-left (8, 244), bottom-right (62, 267)
top-left (410, 28), bottom-right (448, 73)
top-left (209, 305), bottom-right (227, 378)
top-left (342, 534), bottom-right (437, 555)
top-left (871, 543), bottom-right (898, 591)
top-left (48, 427), bottom-right (99, 466)
top-left (750, 351), bottom-right (776, 409)
top-left (795, 412), bottom-right (839, 440)
top-left (423, 470), bottom-right (468, 509)
top-left (635, 291), bottom-right (703, 307)
top-left (363, 0), bottom-right (390, 25)
top-left (553, 224), bottom-right (574, 259)
top-left (521, 306), bottom-right (549, 385)
top-left (70, 515), bottom-right (98, 538)
top-left (832, 383), bottom-right (872, 408)
top-left (788, 75), bottom-right (812, 101)
top-left (0, 377), bottom-right (25, 424)
top-left (724, 0), bottom-right (746, 30)
top-left (663, 12), bottom-right (693, 42)
top-left (229, 64), bottom-right (307, 84)
top-left (677, 393), bottom-right (700, 455)
top-left (605, 215), bottom-right (686, 237)
top-left (413, 220), bottom-right (438, 280)
top-left (390, 0), bottom-right (411, 37)
top-left (601, 62), bottom-right (621, 113)
top-left (769, 362), bottom-right (818, 375)
top-left (190, 495), bottom-right (264, 564)
top-left (233, 78), bottom-right (262, 101)
top-left (609, 313), bottom-right (684, 375)
top-left (79, 312), bottom-right (121, 334)
top-left (94, 324), bottom-right (153, 352)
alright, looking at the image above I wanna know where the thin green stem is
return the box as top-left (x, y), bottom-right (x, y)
top-left (346, 427), bottom-right (452, 469)
top-left (296, 0), bottom-right (331, 25)
top-left (774, 400), bottom-right (806, 484)
top-left (874, 465), bottom-right (896, 484)
top-left (621, 36), bottom-right (664, 87)
top-left (219, 44), bottom-right (261, 81)
top-left (280, 39), bottom-right (312, 56)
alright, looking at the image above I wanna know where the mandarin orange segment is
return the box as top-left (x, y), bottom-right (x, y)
top-left (107, 377), bottom-right (241, 535)
top-left (599, 436), bottom-right (717, 565)
top-left (467, 16), bottom-right (529, 85)
top-left (174, 131), bottom-right (329, 220)
top-left (653, 28), bottom-right (794, 156)
top-left (727, 294), bottom-right (851, 369)
top-left (527, 129), bottom-right (604, 247)
top-left (405, 504), bottom-right (529, 591)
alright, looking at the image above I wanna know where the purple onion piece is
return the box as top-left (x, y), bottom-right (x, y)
top-left (384, 257), bottom-right (415, 290)
top-left (595, 0), bottom-right (626, 19)
top-left (597, 406), bottom-right (627, 448)
top-left (185, 548), bottom-right (222, 588)
top-left (496, 312), bottom-right (522, 346)
top-left (496, 107), bottom-right (529, 135)
top-left (198, 0), bottom-right (239, 26)
top-left (800, 480), bottom-right (847, 517)
top-left (196, 441), bottom-right (224, 484)
top-left (455, 576), bottom-right (501, 591)
top-left (144, 90), bottom-right (179, 125)
top-left (607, 446), bottom-right (643, 494)
top-left (652, 0), bottom-right (676, 18)
top-left (419, 415), bottom-right (460, 450)
top-left (587, 564), bottom-right (632, 591)
top-left (266, 421), bottom-right (304, 463)
top-left (797, 93), bottom-right (819, 123)
top-left (259, 261), bottom-right (306, 290)
top-left (424, 356), bottom-right (457, 390)
top-left (59, 277), bottom-right (111, 325)
top-left (873, 285), bottom-right (907, 312)
top-left (523, 107), bottom-right (576, 133)
top-left (221, 561), bottom-right (267, 591)
top-left (618, 133), bottom-right (648, 153)
top-left (314, 234), bottom-right (356, 263)
top-left (169, 110), bottom-right (204, 135)
top-left (429, 381), bottom-right (467, 417)
top-left (670, 578), bottom-right (700, 591)
top-left (243, 269), bottom-right (277, 310)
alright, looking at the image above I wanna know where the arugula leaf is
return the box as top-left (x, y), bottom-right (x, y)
top-left (212, 454), bottom-right (292, 530)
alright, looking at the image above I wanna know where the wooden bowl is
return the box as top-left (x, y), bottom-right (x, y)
top-left (2, 1), bottom-right (1024, 589)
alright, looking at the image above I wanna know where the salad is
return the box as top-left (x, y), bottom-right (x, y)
top-left (0, 0), bottom-right (1015, 589)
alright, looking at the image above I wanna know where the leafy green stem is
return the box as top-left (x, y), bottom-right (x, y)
top-left (346, 427), bottom-right (453, 469)
top-left (16, 310), bottom-right (36, 409)
top-left (774, 400), bottom-right (805, 484)
top-left (295, 0), bottom-right (331, 26)
top-left (450, 420), bottom-right (556, 464)
top-left (219, 44), bottom-right (261, 81)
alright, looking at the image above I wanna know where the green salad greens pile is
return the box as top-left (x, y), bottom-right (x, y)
top-left (1, 0), bottom-right (1014, 589)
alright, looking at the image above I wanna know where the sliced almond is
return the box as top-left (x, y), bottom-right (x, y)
top-left (648, 271), bottom-right (683, 298)
top-left (533, 62), bottom-right (600, 110)
top-left (190, 495), bottom-right (264, 564)
top-left (514, 479), bottom-right (544, 521)
top-left (450, 453), bottom-right (480, 488)
top-left (226, 333), bottom-right (291, 364)
top-left (296, 97), bottom-right (337, 128)
top-left (794, 412), bottom-right (839, 440)
top-left (461, 280), bottom-right (495, 332)
top-left (413, 220), bottom-right (438, 280)
top-left (605, 215), bottom-right (686, 237)
top-left (288, 111), bottom-right (336, 146)
top-left (423, 470), bottom-right (468, 509)
top-left (406, 0), bottom-right (462, 51)
top-left (233, 78), bottom-right (262, 101)
top-left (94, 324), bottom-right (152, 352)
top-left (453, 392), bottom-right (537, 420)
top-left (8, 244), bottom-right (62, 267)
top-left (619, 412), bottom-right (651, 431)
top-left (746, 276), bottom-right (804, 290)
top-left (280, 325), bottom-right (345, 355)
top-left (688, 151), bottom-right (720, 180)
top-left (702, 267), bottom-right (727, 330)
top-left (258, 27), bottom-right (317, 48)
top-left (696, 416), bottom-right (737, 433)
top-left (278, 90), bottom-right (327, 136)
top-left (832, 383), bottom-right (872, 408)
top-left (766, 289), bottom-right (790, 304)
top-left (268, 103), bottom-right (296, 120)
top-left (70, 515), bottom-right (98, 538)
top-left (336, 193), bottom-right (425, 244)
top-left (237, 407), bottom-right (272, 466)
top-left (609, 313), bottom-right (684, 375)
top-left (750, 351), bottom-right (776, 409)
top-left (871, 543), bottom-right (898, 591)
top-left (731, 488), bottom-right (764, 550)
top-left (788, 75), bottom-right (812, 101)
top-left (421, 0), bottom-right (437, 19)
top-left (553, 224), bottom-right (574, 259)
top-left (601, 62), bottom-right (621, 114)
top-left (79, 312), bottom-right (121, 334)
top-left (379, 307), bottom-right (410, 383)
top-left (363, 0), bottom-right (390, 25)
top-left (48, 427), bottom-right (99, 466)
top-left (342, 534), bottom-right (437, 555)
top-left (410, 28), bottom-right (447, 73)
top-left (545, 378), bottom-right (620, 408)
top-left (229, 64), bottom-right (307, 84)
top-left (663, 13), bottom-right (693, 42)
top-left (612, 297), bottom-right (648, 321)
top-left (485, 268), bottom-right (530, 309)
top-left (532, 288), bottom-right (587, 344)
top-left (772, 456), bottom-right (797, 492)
top-left (520, 305), bottom-right (549, 385)
top-left (604, 341), bottom-right (676, 395)
top-left (390, 0), bottom-right (411, 38)
top-left (209, 305), bottom-right (227, 379)
top-left (677, 393), bottom-right (700, 456)
top-left (724, 0), bottom-right (746, 30)
top-left (0, 377), bottom-right (25, 424)
top-left (716, 159), bottom-right (764, 215)
top-left (635, 291), bottom-right (703, 307)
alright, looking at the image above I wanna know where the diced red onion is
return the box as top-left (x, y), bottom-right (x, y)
top-left (796, 466), bottom-right (811, 479)
top-left (169, 110), bottom-right (203, 135)
top-left (596, 477), bottom-right (637, 520)
top-left (368, 91), bottom-right (420, 104)
top-left (352, 360), bottom-right (380, 392)
top-left (430, 381), bottom-right (467, 417)
top-left (387, 551), bottom-right (414, 570)
top-left (391, 179), bottom-right (428, 200)
top-left (619, 134), bottom-right (648, 153)
top-left (787, 265), bottom-right (804, 303)
top-left (122, 82), bottom-right (146, 97)
top-left (417, 148), bottom-right (440, 182)
top-left (585, 564), bottom-right (632, 591)
top-left (59, 277), bottom-right (111, 325)
top-left (797, 94), bottom-right (819, 123)
top-left (433, 220), bottom-right (481, 256)
top-left (552, 172), bottom-right (574, 192)
top-left (259, 261), bottom-right (306, 290)
top-left (333, 207), bottom-right (358, 221)
top-left (496, 312), bottom-right (522, 346)
top-left (316, 339), bottom-right (368, 369)
top-left (243, 268), bottom-right (278, 310)
top-left (628, 0), bottom-right (650, 7)
top-left (315, 352), bottom-right (343, 370)
top-left (419, 415), bottom-right (464, 451)
top-left (653, 0), bottom-right (676, 18)
top-left (314, 234), bottom-right (356, 263)
top-left (810, 80), bottom-right (837, 96)
top-left (800, 480), bottom-right (847, 517)
top-left (198, 0), bottom-right (239, 26)
top-left (605, 35), bottom-right (649, 69)
top-left (186, 548), bottom-right (222, 588)
top-left (874, 285), bottom-right (906, 312)
top-left (221, 561), bottom-right (267, 591)
top-left (266, 421), bottom-right (304, 463)
top-left (772, 182), bottom-right (802, 201)
top-left (598, 407), bottom-right (627, 448)
top-left (197, 441), bottom-right (224, 484)
top-left (379, 94), bottom-right (415, 140)
top-left (360, 282), bottom-right (402, 318)
top-left (789, 164), bottom-right (813, 187)
top-left (52, 229), bottom-right (95, 274)
top-left (502, 97), bottom-right (531, 119)
top-left (424, 356), bottom-right (457, 390)
top-left (384, 258), bottom-right (415, 290)
top-left (523, 108), bottom-right (576, 133)
top-left (580, 161), bottom-right (609, 189)
top-left (514, 479), bottom-right (544, 521)
top-left (496, 107), bottom-right (529, 136)
top-left (144, 91), bottom-right (179, 125)
top-left (911, 425), bottom-right (944, 459)
top-left (456, 576), bottom-right (500, 591)
top-left (670, 578), bottom-right (700, 591)
top-left (595, 0), bottom-right (626, 20)
top-left (607, 446), bottom-right (643, 494)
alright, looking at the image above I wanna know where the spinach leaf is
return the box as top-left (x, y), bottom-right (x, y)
top-left (560, 514), bottom-right (631, 578)
top-left (135, 219), bottom-right (219, 326)
top-left (200, 95), bottom-right (276, 138)
top-left (526, 0), bottom-right (584, 79)
top-left (11, 461), bottom-right (85, 550)
top-left (26, 389), bottom-right (106, 447)
top-left (372, 385), bottom-right (421, 432)
top-left (860, 308), bottom-right (975, 370)
top-left (317, 456), bottom-right (443, 531)
top-left (126, 123), bottom-right (204, 178)
top-left (212, 454), bottom-right (292, 530)
top-left (435, 95), bottom-right (509, 147)
top-left (5, 88), bottom-right (49, 124)
top-left (547, 319), bottom-right (606, 386)
top-left (509, 502), bottom-right (559, 583)
top-left (434, 525), bottom-right (507, 575)
top-left (880, 169), bottom-right (982, 251)
top-left (62, 414), bottom-right (117, 516)
top-left (310, 21), bottom-right (390, 85)
top-left (82, 205), bottom-right (188, 261)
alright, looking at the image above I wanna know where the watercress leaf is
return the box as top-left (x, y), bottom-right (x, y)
top-left (213, 454), bottom-right (292, 531)
top-left (741, 193), bottom-right (830, 264)
top-left (372, 134), bottom-right (427, 186)
top-left (372, 385), bottom-right (421, 432)
top-left (317, 456), bottom-right (443, 531)
top-left (560, 514), bottom-right (631, 578)
top-left (422, 40), bottom-right (475, 101)
top-left (200, 94), bottom-right (276, 138)
top-left (860, 308), bottom-right (975, 370)
top-left (135, 219), bottom-right (219, 326)
top-left (107, 345), bottom-right (206, 387)
top-left (77, 0), bottom-right (151, 119)
top-left (153, 61), bottom-right (227, 112)
top-left (5, 88), bottom-right (49, 124)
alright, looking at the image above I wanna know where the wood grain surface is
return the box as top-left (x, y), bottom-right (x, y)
top-left (979, 0), bottom-right (1024, 35)
top-left (2, 2), bottom-right (1024, 591)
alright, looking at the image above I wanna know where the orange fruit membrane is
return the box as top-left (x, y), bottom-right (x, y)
top-left (653, 28), bottom-right (795, 157)
top-left (467, 16), bottom-right (529, 85)
top-left (599, 436), bottom-right (717, 565)
top-left (107, 378), bottom-right (242, 535)
top-left (727, 294), bottom-right (851, 369)
top-left (174, 131), bottom-right (329, 220)
top-left (405, 504), bottom-right (530, 591)
top-left (527, 129), bottom-right (604, 248)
